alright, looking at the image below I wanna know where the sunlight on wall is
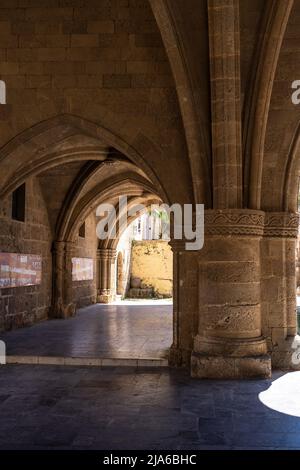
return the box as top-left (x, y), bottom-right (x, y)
top-left (0, 81), bottom-right (6, 104)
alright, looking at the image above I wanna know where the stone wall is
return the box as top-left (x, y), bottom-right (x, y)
top-left (71, 213), bottom-right (98, 308)
top-left (130, 240), bottom-right (172, 297)
top-left (0, 177), bottom-right (52, 331)
top-left (0, 0), bottom-right (192, 207)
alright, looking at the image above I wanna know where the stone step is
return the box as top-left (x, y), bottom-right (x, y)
top-left (127, 287), bottom-right (154, 298)
top-left (4, 355), bottom-right (169, 368)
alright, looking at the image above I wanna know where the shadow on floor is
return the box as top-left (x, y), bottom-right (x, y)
top-left (0, 367), bottom-right (300, 449)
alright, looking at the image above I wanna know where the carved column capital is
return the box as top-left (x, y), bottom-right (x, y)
top-left (53, 240), bottom-right (75, 255)
top-left (52, 240), bottom-right (65, 253)
top-left (168, 239), bottom-right (187, 253)
top-left (98, 248), bottom-right (109, 260)
top-left (98, 248), bottom-right (117, 260)
top-left (107, 248), bottom-right (117, 260)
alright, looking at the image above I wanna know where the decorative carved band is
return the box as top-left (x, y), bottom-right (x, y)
top-left (264, 212), bottom-right (299, 238)
top-left (168, 210), bottom-right (299, 249)
top-left (204, 209), bottom-right (265, 236)
top-left (204, 210), bottom-right (299, 238)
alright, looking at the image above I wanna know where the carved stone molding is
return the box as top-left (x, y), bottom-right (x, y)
top-left (52, 240), bottom-right (65, 254)
top-left (53, 240), bottom-right (76, 255)
top-left (264, 212), bottom-right (299, 238)
top-left (204, 209), bottom-right (265, 236)
top-left (204, 210), bottom-right (299, 238)
top-left (98, 248), bottom-right (116, 260)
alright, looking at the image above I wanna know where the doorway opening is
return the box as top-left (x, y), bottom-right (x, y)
top-left (115, 206), bottom-right (173, 302)
top-left (94, 205), bottom-right (173, 361)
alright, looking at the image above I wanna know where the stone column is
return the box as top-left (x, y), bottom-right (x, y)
top-left (296, 238), bottom-right (300, 290)
top-left (51, 240), bottom-right (76, 319)
top-left (108, 248), bottom-right (117, 300)
top-left (64, 241), bottom-right (75, 312)
top-left (191, 209), bottom-right (271, 378)
top-left (98, 249), bottom-right (108, 302)
top-left (51, 241), bottom-right (65, 318)
top-left (96, 249), bottom-right (101, 294)
top-left (101, 250), bottom-right (108, 290)
top-left (208, 0), bottom-right (243, 208)
top-left (107, 249), bottom-right (116, 295)
top-left (97, 248), bottom-right (116, 303)
top-left (169, 240), bottom-right (198, 367)
top-left (262, 212), bottom-right (299, 369)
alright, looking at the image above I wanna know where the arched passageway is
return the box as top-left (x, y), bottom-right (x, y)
top-left (0, 115), bottom-right (191, 365)
top-left (2, 0), bottom-right (300, 379)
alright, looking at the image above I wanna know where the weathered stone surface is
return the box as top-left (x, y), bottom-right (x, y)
top-left (0, 0), bottom-right (300, 379)
top-left (0, 178), bottom-right (52, 331)
top-left (130, 240), bottom-right (172, 298)
top-left (191, 353), bottom-right (271, 379)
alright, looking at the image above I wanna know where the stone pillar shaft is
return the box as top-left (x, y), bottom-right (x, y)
top-left (51, 240), bottom-right (76, 319)
top-left (208, 0), bottom-right (242, 208)
top-left (191, 209), bottom-right (271, 379)
top-left (169, 240), bottom-right (198, 367)
top-left (64, 241), bottom-right (74, 307)
top-left (100, 250), bottom-right (108, 293)
top-left (261, 212), bottom-right (299, 369)
top-left (96, 249), bottom-right (101, 293)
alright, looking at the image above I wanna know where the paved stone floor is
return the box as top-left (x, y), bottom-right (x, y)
top-left (0, 365), bottom-right (300, 449)
top-left (0, 300), bottom-right (173, 359)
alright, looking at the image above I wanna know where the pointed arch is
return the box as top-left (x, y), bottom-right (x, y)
top-left (0, 114), bottom-right (169, 205)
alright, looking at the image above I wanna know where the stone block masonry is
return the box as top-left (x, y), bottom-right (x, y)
top-left (130, 240), bottom-right (172, 298)
top-left (0, 177), bottom-right (52, 331)
top-left (71, 214), bottom-right (98, 308)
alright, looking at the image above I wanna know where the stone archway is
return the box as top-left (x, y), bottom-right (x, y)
top-left (0, 115), bottom-right (188, 366)
top-left (0, 114), bottom-right (169, 203)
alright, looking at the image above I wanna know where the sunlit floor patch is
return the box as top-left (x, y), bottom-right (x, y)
top-left (0, 303), bottom-right (172, 359)
top-left (259, 371), bottom-right (300, 417)
top-left (112, 298), bottom-right (173, 306)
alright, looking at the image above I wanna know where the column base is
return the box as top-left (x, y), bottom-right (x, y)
top-left (51, 300), bottom-right (76, 319)
top-left (191, 335), bottom-right (271, 378)
top-left (97, 293), bottom-right (115, 304)
top-left (168, 345), bottom-right (191, 367)
top-left (191, 352), bottom-right (271, 379)
top-left (194, 335), bottom-right (269, 357)
top-left (271, 335), bottom-right (300, 370)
